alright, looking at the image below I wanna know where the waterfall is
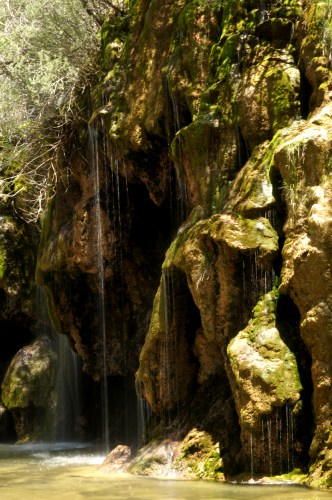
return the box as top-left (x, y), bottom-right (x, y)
top-left (248, 406), bottom-right (296, 477)
top-left (137, 397), bottom-right (152, 446)
top-left (241, 250), bottom-right (275, 322)
top-left (164, 69), bottom-right (188, 227)
top-left (259, 0), bottom-right (267, 22)
top-left (88, 125), bottom-right (109, 452)
top-left (88, 120), bottom-right (141, 450)
top-left (36, 287), bottom-right (82, 442)
top-left (55, 334), bottom-right (82, 442)
top-left (160, 268), bottom-right (178, 428)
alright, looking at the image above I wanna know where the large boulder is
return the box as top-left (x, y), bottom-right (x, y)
top-left (2, 337), bottom-right (57, 441)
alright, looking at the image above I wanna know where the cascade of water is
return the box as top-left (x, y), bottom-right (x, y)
top-left (251, 404), bottom-right (297, 477)
top-left (137, 398), bottom-right (152, 446)
top-left (161, 269), bottom-right (171, 427)
top-left (36, 286), bottom-right (82, 442)
top-left (88, 125), bottom-right (109, 452)
top-left (159, 269), bottom-right (180, 430)
top-left (276, 410), bottom-right (282, 475)
top-left (109, 148), bottom-right (133, 444)
top-left (267, 417), bottom-right (273, 476)
top-left (250, 432), bottom-right (254, 479)
top-left (285, 403), bottom-right (294, 472)
top-left (259, 0), bottom-right (267, 22)
top-left (164, 70), bottom-right (188, 227)
top-left (55, 333), bottom-right (82, 442)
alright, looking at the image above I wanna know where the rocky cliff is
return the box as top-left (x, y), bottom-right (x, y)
top-left (1, 0), bottom-right (332, 487)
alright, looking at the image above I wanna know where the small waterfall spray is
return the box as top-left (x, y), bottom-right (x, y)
top-left (259, 0), bottom-right (267, 22)
top-left (88, 125), bottom-right (109, 452)
top-left (250, 432), bottom-right (254, 479)
top-left (137, 397), bottom-right (152, 446)
top-left (159, 268), bottom-right (180, 431)
top-left (36, 286), bottom-right (82, 441)
top-left (55, 334), bottom-right (82, 442)
top-left (248, 405), bottom-right (296, 477)
top-left (164, 68), bottom-right (188, 227)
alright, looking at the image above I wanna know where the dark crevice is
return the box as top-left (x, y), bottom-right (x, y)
top-left (276, 294), bottom-right (314, 470)
top-left (236, 126), bottom-right (251, 172)
top-left (299, 70), bottom-right (312, 120)
top-left (269, 165), bottom-right (287, 277)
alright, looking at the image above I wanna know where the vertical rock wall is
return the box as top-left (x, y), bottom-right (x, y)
top-left (1, 0), bottom-right (332, 486)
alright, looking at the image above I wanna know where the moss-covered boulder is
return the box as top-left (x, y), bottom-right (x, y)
top-left (228, 290), bottom-right (302, 428)
top-left (174, 428), bottom-right (223, 479)
top-left (128, 429), bottom-right (223, 479)
top-left (1, 337), bottom-right (57, 441)
top-left (227, 289), bottom-right (303, 474)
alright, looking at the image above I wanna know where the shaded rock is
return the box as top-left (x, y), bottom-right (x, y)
top-left (0, 215), bottom-right (35, 372)
top-left (174, 428), bottom-right (223, 479)
top-left (0, 403), bottom-right (15, 442)
top-left (1, 337), bottom-right (56, 441)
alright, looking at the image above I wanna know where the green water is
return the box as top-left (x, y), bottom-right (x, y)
top-left (0, 444), bottom-right (330, 500)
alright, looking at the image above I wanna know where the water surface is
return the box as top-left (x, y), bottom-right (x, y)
top-left (0, 443), bottom-right (330, 500)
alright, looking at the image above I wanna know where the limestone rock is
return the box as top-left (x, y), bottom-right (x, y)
top-left (98, 445), bottom-right (132, 473)
top-left (228, 319), bottom-right (301, 429)
top-left (1, 337), bottom-right (56, 441)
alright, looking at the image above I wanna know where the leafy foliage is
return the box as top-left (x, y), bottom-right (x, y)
top-left (0, 0), bottom-right (126, 223)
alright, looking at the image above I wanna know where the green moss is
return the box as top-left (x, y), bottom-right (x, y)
top-left (0, 216), bottom-right (36, 312)
top-left (273, 468), bottom-right (307, 483)
top-left (175, 429), bottom-right (224, 479)
top-left (129, 454), bottom-right (167, 475)
top-left (227, 286), bottom-right (302, 429)
top-left (266, 66), bottom-right (300, 134)
top-left (2, 338), bottom-right (56, 410)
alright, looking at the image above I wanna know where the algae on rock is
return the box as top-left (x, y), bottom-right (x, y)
top-left (1, 337), bottom-right (57, 441)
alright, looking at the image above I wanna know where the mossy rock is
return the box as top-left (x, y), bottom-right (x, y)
top-left (2, 337), bottom-right (56, 410)
top-left (0, 214), bottom-right (35, 319)
top-left (174, 428), bottom-right (224, 479)
top-left (227, 289), bottom-right (302, 430)
top-left (128, 440), bottom-right (174, 476)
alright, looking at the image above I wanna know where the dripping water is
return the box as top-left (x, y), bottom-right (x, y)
top-left (267, 418), bottom-right (272, 476)
top-left (159, 269), bottom-right (180, 431)
top-left (250, 432), bottom-right (254, 479)
top-left (55, 334), bottom-right (82, 442)
top-left (88, 125), bottom-right (109, 453)
top-left (250, 406), bottom-right (296, 476)
top-left (259, 0), bottom-right (267, 22)
top-left (137, 398), bottom-right (152, 446)
top-left (242, 249), bottom-right (275, 320)
top-left (36, 286), bottom-right (82, 441)
top-left (109, 149), bottom-right (132, 444)
top-left (164, 70), bottom-right (188, 227)
top-left (285, 403), bottom-right (294, 472)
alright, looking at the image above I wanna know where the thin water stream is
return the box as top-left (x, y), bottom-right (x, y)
top-left (0, 444), bottom-right (330, 500)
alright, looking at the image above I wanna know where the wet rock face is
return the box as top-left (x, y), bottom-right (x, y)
top-left (36, 133), bottom-right (175, 381)
top-left (0, 215), bottom-right (35, 371)
top-left (32, 0), bottom-right (332, 484)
